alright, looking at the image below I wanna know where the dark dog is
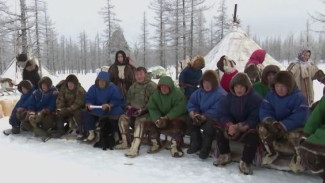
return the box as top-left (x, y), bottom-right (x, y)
top-left (94, 118), bottom-right (115, 150)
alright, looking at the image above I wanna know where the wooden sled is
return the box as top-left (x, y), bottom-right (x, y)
top-left (0, 78), bottom-right (16, 96)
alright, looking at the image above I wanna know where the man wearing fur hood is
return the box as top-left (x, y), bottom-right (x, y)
top-left (253, 65), bottom-right (280, 97)
top-left (16, 53), bottom-right (41, 89)
top-left (215, 73), bottom-right (262, 175)
top-left (22, 76), bottom-right (58, 142)
top-left (179, 55), bottom-right (205, 99)
top-left (3, 80), bottom-right (35, 135)
top-left (259, 71), bottom-right (310, 172)
top-left (186, 70), bottom-right (227, 159)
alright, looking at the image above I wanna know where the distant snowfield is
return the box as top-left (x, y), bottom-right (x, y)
top-left (0, 64), bottom-right (324, 183)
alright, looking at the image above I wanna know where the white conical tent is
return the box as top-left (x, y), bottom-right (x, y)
top-left (0, 58), bottom-right (54, 84)
top-left (204, 24), bottom-right (284, 72)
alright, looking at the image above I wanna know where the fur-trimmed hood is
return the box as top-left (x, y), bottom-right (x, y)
top-left (65, 74), bottom-right (79, 85)
top-left (38, 76), bottom-right (53, 91)
top-left (261, 65), bottom-right (280, 85)
top-left (188, 55), bottom-right (205, 70)
top-left (271, 71), bottom-right (297, 95)
top-left (229, 72), bottom-right (252, 95)
top-left (17, 80), bottom-right (33, 93)
top-left (199, 70), bottom-right (219, 89)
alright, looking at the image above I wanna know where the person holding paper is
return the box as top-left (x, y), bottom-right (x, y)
top-left (81, 71), bottom-right (125, 143)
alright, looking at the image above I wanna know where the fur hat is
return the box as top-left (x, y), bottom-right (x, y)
top-left (244, 64), bottom-right (261, 83)
top-left (17, 80), bottom-right (32, 93)
top-left (261, 65), bottom-right (280, 85)
top-left (229, 72), bottom-right (252, 95)
top-left (217, 55), bottom-right (236, 73)
top-left (38, 76), bottom-right (53, 90)
top-left (188, 55), bottom-right (205, 69)
top-left (16, 53), bottom-right (28, 62)
top-left (65, 74), bottom-right (79, 85)
top-left (200, 70), bottom-right (219, 89)
top-left (271, 71), bottom-right (297, 95)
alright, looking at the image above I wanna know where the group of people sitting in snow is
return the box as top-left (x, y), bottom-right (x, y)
top-left (2, 49), bottom-right (325, 180)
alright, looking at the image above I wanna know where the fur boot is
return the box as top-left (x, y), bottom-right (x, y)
top-left (170, 139), bottom-right (184, 157)
top-left (239, 160), bottom-right (253, 175)
top-left (147, 139), bottom-right (161, 153)
top-left (125, 138), bottom-right (141, 158)
top-left (115, 134), bottom-right (129, 149)
top-left (213, 153), bottom-right (232, 166)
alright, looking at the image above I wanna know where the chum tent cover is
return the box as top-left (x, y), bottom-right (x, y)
top-left (204, 23), bottom-right (284, 72)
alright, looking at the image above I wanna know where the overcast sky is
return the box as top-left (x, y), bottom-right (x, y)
top-left (11, 0), bottom-right (325, 44)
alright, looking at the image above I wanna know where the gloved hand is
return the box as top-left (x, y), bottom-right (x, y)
top-left (155, 116), bottom-right (168, 129)
top-left (189, 112), bottom-right (206, 126)
top-left (126, 107), bottom-right (138, 116)
top-left (102, 104), bottom-right (112, 111)
top-left (237, 122), bottom-right (249, 132)
top-left (28, 111), bottom-right (36, 121)
top-left (224, 123), bottom-right (240, 140)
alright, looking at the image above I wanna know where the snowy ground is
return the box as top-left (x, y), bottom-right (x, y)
top-left (0, 119), bottom-right (321, 183)
top-left (0, 66), bottom-right (324, 183)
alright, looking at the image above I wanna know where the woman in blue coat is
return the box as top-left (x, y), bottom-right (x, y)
top-left (214, 73), bottom-right (263, 175)
top-left (258, 71), bottom-right (309, 172)
top-left (82, 71), bottom-right (125, 142)
top-left (3, 80), bottom-right (35, 135)
top-left (186, 70), bottom-right (227, 159)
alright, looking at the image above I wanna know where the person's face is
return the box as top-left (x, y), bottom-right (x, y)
top-left (234, 84), bottom-right (246, 97)
top-left (302, 52), bottom-right (311, 62)
top-left (274, 83), bottom-right (288, 97)
top-left (266, 72), bottom-right (276, 84)
top-left (98, 79), bottom-right (107, 89)
top-left (160, 85), bottom-right (170, 95)
top-left (41, 83), bottom-right (48, 92)
top-left (135, 70), bottom-right (146, 83)
top-left (203, 80), bottom-right (212, 92)
top-left (67, 81), bottom-right (75, 90)
top-left (21, 87), bottom-right (28, 94)
top-left (117, 53), bottom-right (124, 63)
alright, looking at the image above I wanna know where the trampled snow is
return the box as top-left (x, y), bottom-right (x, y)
top-left (0, 71), bottom-right (323, 183)
top-left (0, 118), bottom-right (321, 183)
